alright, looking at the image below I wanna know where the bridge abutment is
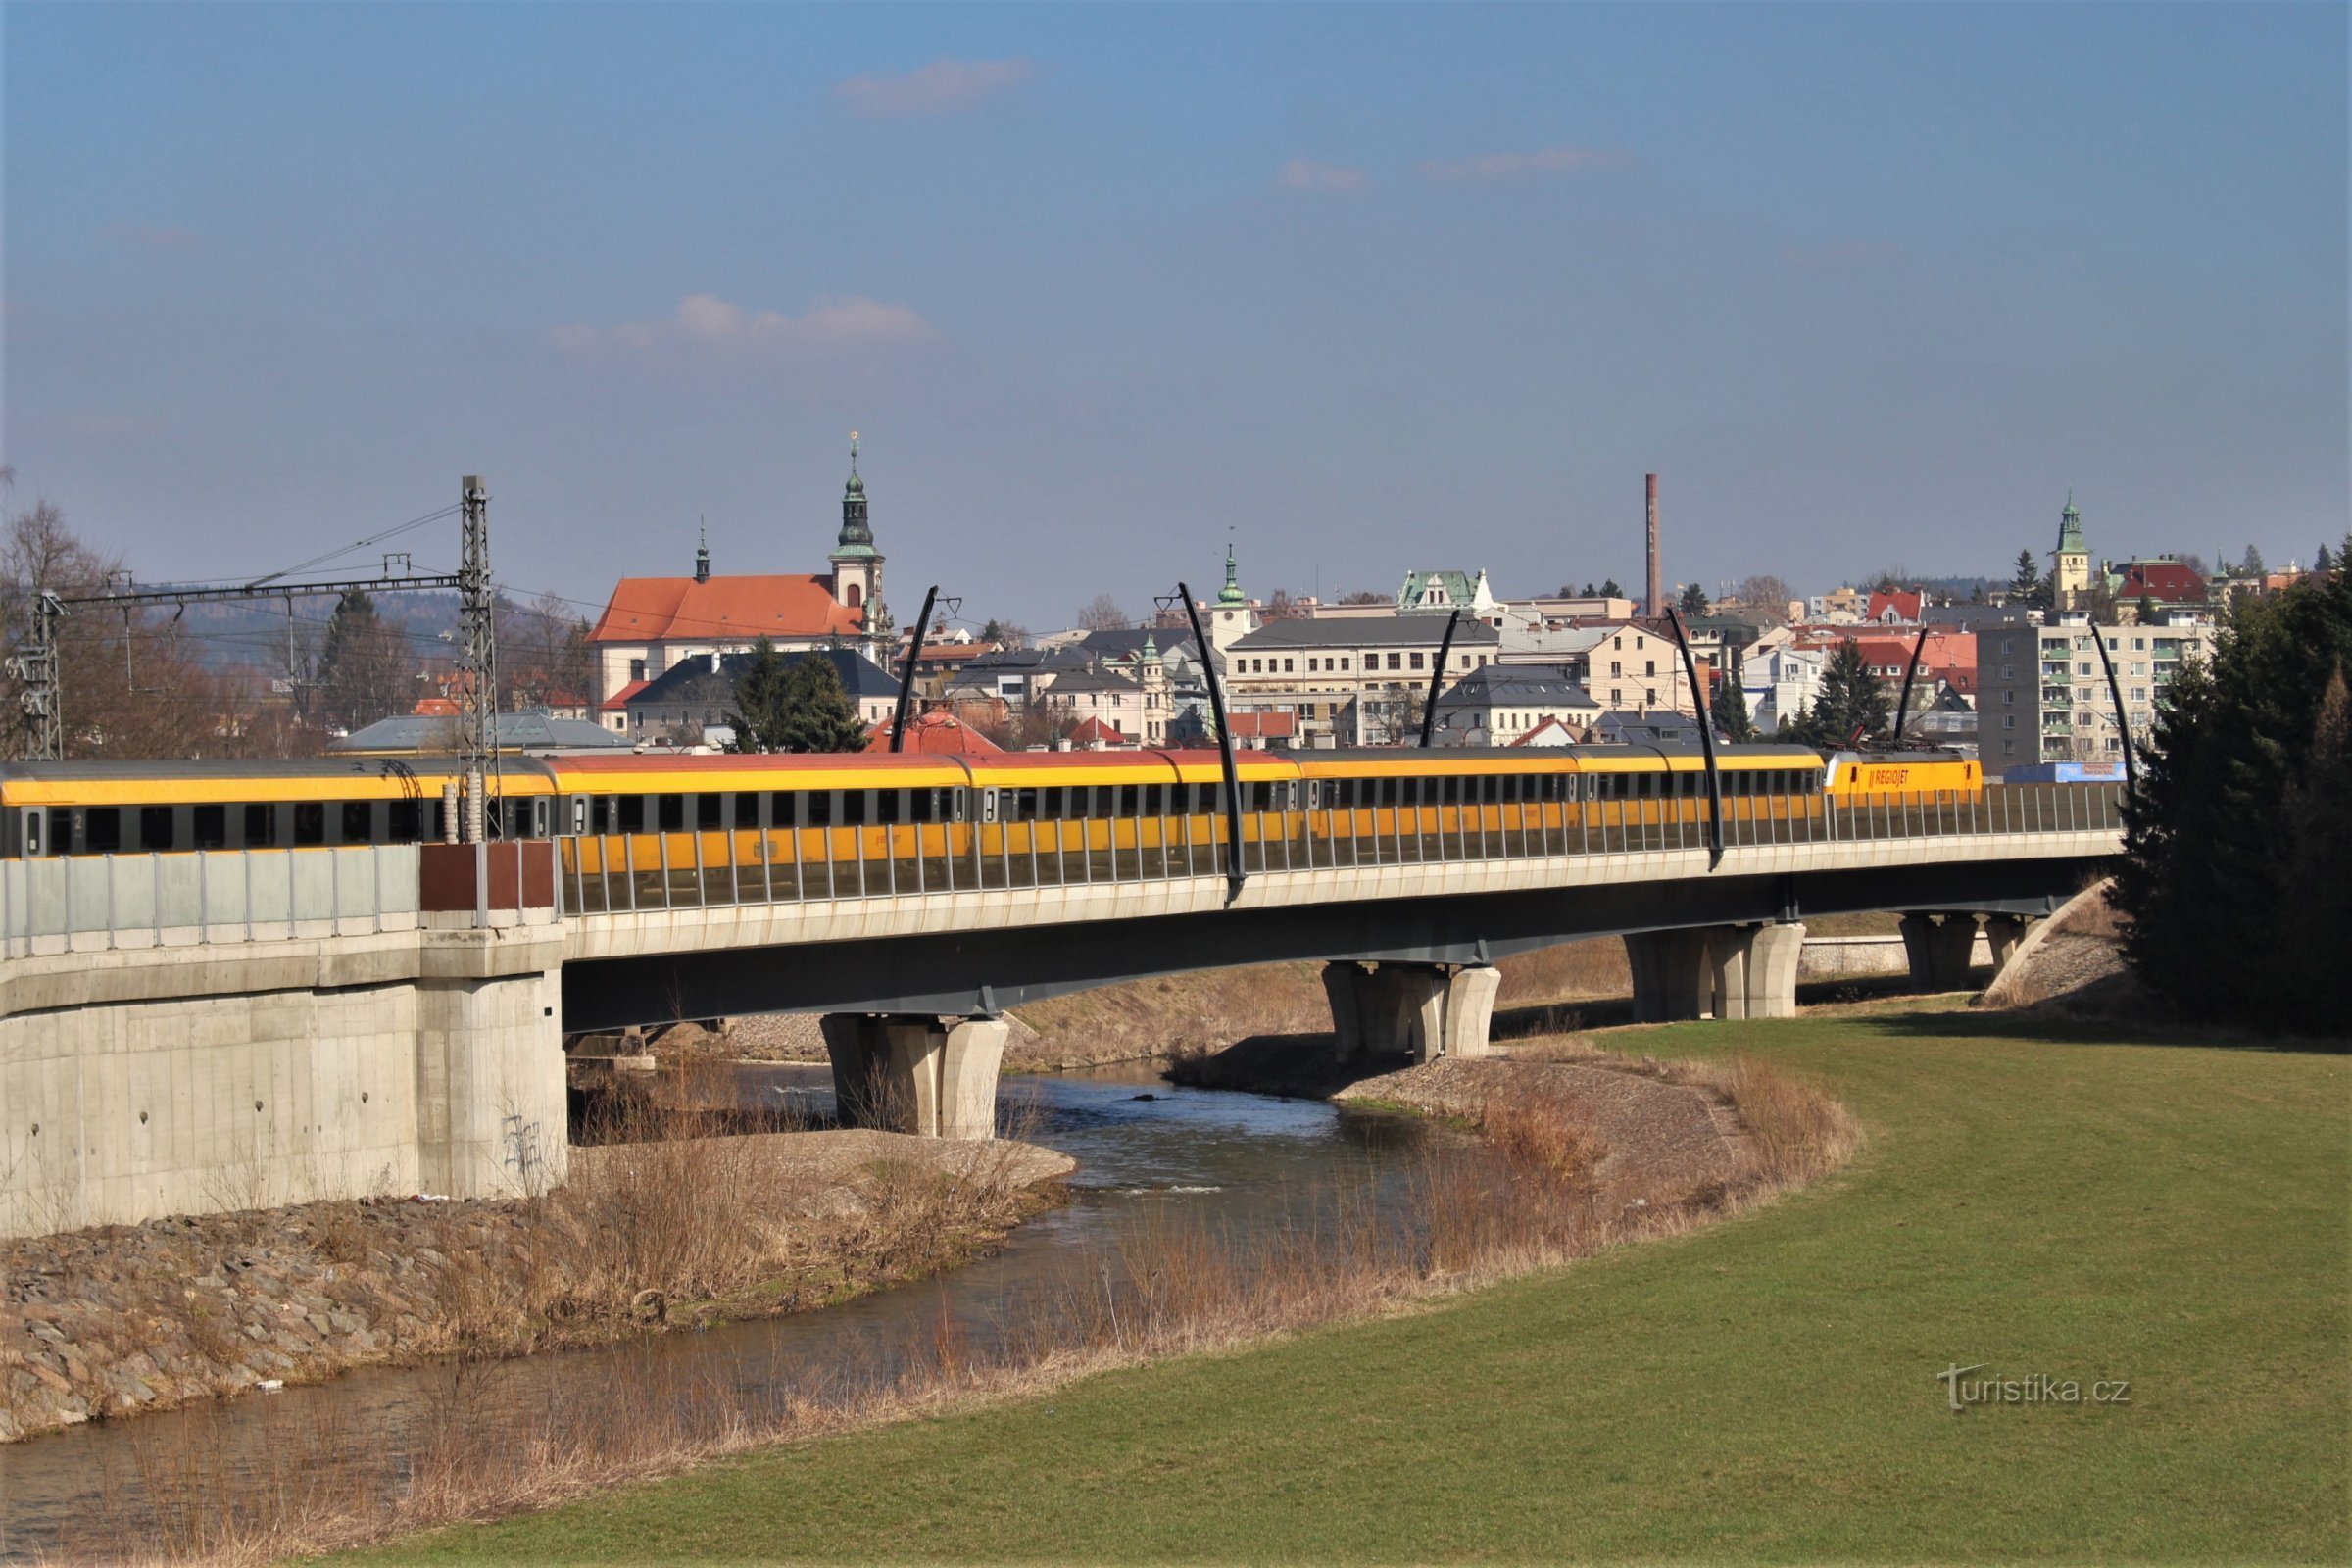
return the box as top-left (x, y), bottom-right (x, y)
top-left (820, 1013), bottom-right (1005, 1139)
top-left (1982, 913), bottom-right (2031, 974)
top-left (1626, 923), bottom-right (1806, 1022)
top-left (1321, 961), bottom-right (1499, 1062)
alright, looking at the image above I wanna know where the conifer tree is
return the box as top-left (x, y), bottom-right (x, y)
top-left (724, 638), bottom-right (792, 753)
top-left (770, 653), bottom-right (872, 753)
top-left (1712, 671), bottom-right (1757, 743)
top-left (1790, 640), bottom-right (1890, 749)
top-left (2114, 566), bottom-right (2352, 1032)
top-left (2009, 549), bottom-right (2044, 609)
top-left (1678, 581), bottom-right (1709, 615)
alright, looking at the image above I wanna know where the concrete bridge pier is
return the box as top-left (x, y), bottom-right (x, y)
top-left (1625, 923), bottom-right (1806, 1022)
top-left (820, 1014), bottom-right (1007, 1139)
top-left (1982, 913), bottom-right (2032, 974)
top-left (1899, 912), bottom-right (1981, 991)
top-left (1323, 960), bottom-right (1500, 1063)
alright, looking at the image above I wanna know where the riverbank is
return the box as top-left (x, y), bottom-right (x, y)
top-left (0, 1130), bottom-right (1070, 1445)
top-left (73, 1035), bottom-right (1847, 1564)
top-left (347, 1000), bottom-right (2349, 1566)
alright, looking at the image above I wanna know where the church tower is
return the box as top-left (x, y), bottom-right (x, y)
top-left (830, 432), bottom-right (891, 661)
top-left (1209, 541), bottom-right (1256, 654)
top-left (2050, 493), bottom-right (2090, 610)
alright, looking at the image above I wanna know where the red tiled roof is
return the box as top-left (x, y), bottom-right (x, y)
top-left (1865, 589), bottom-right (1924, 622)
top-left (1511, 715), bottom-right (1578, 746)
top-left (862, 712), bottom-right (1004, 755)
top-left (2118, 562), bottom-right (2209, 604)
top-left (1854, 634), bottom-right (1978, 692)
top-left (1227, 710), bottom-right (1298, 738)
top-left (589, 574), bottom-right (861, 644)
top-left (411, 697), bottom-right (461, 717)
top-left (1068, 716), bottom-right (1134, 747)
top-left (601, 678), bottom-right (651, 713)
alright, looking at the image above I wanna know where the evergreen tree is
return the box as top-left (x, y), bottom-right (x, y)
top-left (1712, 671), bottom-right (1757, 743)
top-left (317, 590), bottom-right (410, 735)
top-left (724, 638), bottom-right (792, 752)
top-left (1678, 581), bottom-right (1709, 615)
top-left (2241, 543), bottom-right (2267, 578)
top-left (1599, 578), bottom-right (1623, 598)
top-left (2113, 566), bottom-right (2352, 1033)
top-left (770, 653), bottom-right (871, 753)
top-left (1795, 640), bottom-right (1890, 749)
top-left (2315, 542), bottom-right (2334, 575)
top-left (1581, 582), bottom-right (1597, 597)
top-left (2008, 549), bottom-right (2042, 608)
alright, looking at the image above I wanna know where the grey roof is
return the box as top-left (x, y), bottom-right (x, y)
top-left (330, 711), bottom-right (629, 754)
top-left (1232, 617), bottom-right (1500, 651)
top-left (1076, 626), bottom-right (1200, 661)
top-left (1041, 666), bottom-right (1140, 695)
top-left (1435, 664), bottom-right (1599, 708)
top-left (630, 647), bottom-right (899, 708)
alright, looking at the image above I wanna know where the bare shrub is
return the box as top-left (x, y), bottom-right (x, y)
top-left (1697, 1055), bottom-right (1860, 1188)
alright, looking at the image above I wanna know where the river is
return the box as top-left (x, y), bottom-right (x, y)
top-left (0, 1061), bottom-right (1431, 1561)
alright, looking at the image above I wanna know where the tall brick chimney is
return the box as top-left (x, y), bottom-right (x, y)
top-left (1645, 473), bottom-right (1662, 618)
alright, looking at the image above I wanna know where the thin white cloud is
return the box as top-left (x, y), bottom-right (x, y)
top-left (836, 58), bottom-right (1037, 117)
top-left (1274, 159), bottom-right (1368, 193)
top-left (1418, 145), bottom-right (1633, 181)
top-left (100, 223), bottom-right (204, 252)
top-left (549, 294), bottom-right (936, 361)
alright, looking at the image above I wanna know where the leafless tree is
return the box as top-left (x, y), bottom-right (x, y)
top-left (1336, 589), bottom-right (1389, 606)
top-left (1736, 575), bottom-right (1795, 617)
top-left (1076, 595), bottom-right (1129, 631)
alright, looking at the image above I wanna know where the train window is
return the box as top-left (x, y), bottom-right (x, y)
top-left (697, 795), bottom-right (723, 830)
top-left (140, 806), bottom-right (175, 852)
top-left (1042, 786), bottom-right (1064, 820)
top-left (877, 791), bottom-right (902, 825)
top-left (657, 795), bottom-right (684, 832)
top-left (842, 792), bottom-right (867, 827)
top-left (1008, 788), bottom-right (1035, 821)
top-left (389, 800), bottom-right (422, 841)
top-left (236, 805), bottom-right (270, 848)
top-left (1144, 783), bottom-right (1164, 817)
top-left (1119, 785), bottom-right (1140, 816)
top-left (292, 803), bottom-right (324, 845)
top-left (617, 796), bottom-right (646, 832)
top-left (191, 806), bottom-right (227, 850)
top-left (85, 808), bottom-right (122, 854)
top-left (735, 792), bottom-right (762, 829)
top-left (588, 797), bottom-right (611, 833)
top-left (807, 792), bottom-right (833, 828)
top-left (342, 803), bottom-right (373, 844)
top-left (909, 789), bottom-right (936, 824)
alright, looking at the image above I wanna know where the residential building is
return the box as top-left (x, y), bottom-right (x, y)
top-left (1397, 567), bottom-right (1496, 617)
top-left (589, 446), bottom-right (893, 727)
top-left (1428, 664), bottom-right (1603, 746)
top-left (1976, 614), bottom-right (2216, 765)
top-left (1500, 621), bottom-right (1697, 716)
top-left (1591, 710), bottom-right (1704, 745)
top-left (861, 710), bottom-right (1003, 755)
top-left (620, 647), bottom-right (901, 746)
top-left (1863, 588), bottom-right (1925, 625)
top-left (1221, 615), bottom-right (1503, 746)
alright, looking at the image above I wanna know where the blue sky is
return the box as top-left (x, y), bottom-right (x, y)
top-left (4, 3), bottom-right (2344, 630)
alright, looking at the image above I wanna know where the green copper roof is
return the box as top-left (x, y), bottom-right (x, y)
top-left (2055, 491), bottom-right (2086, 556)
top-left (836, 442), bottom-right (878, 556)
top-left (1217, 544), bottom-right (1246, 606)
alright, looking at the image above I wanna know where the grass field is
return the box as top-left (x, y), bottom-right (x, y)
top-left (346, 1001), bottom-right (2350, 1564)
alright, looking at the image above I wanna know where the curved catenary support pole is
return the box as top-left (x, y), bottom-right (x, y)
top-left (889, 584), bottom-right (940, 753)
top-left (1892, 623), bottom-right (1930, 742)
top-left (1177, 582), bottom-right (1248, 902)
top-left (2087, 619), bottom-right (2139, 788)
top-left (1664, 606), bottom-right (1725, 870)
top-left (1420, 607), bottom-right (1464, 748)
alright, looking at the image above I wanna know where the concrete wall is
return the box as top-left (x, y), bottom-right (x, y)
top-left (1800, 931), bottom-right (1992, 981)
top-left (0, 927), bottom-right (566, 1240)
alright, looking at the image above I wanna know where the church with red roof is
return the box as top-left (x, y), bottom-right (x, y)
top-left (590, 438), bottom-right (893, 732)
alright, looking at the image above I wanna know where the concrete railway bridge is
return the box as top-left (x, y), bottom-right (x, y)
top-left (0, 785), bottom-right (2121, 1237)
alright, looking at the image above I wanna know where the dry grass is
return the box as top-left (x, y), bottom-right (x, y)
top-left (59, 1041), bottom-right (1853, 1566)
top-left (1017, 941), bottom-right (1632, 1068)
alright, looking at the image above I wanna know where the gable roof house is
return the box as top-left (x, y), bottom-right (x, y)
top-left (622, 647), bottom-right (900, 746)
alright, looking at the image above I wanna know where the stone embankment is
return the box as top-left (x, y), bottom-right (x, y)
top-left (1, 1130), bottom-right (1070, 1444)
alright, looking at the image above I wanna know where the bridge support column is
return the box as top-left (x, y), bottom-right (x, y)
top-left (1626, 929), bottom-right (1714, 1021)
top-left (820, 1013), bottom-right (1005, 1139)
top-left (1629, 924), bottom-right (1804, 1022)
top-left (1900, 912), bottom-right (1980, 991)
top-left (1982, 914), bottom-right (2031, 975)
top-left (1322, 961), bottom-right (1500, 1062)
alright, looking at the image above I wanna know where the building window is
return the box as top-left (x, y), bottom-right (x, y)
top-left (1283, 659), bottom-right (1294, 673)
top-left (1306, 659), bottom-right (1317, 672)
top-left (1409, 652), bottom-right (1424, 670)
top-left (629, 658), bottom-right (647, 681)
top-left (1610, 661), bottom-right (1622, 676)
top-left (2002, 691), bottom-right (2014, 706)
top-left (1644, 660), bottom-right (1655, 677)
top-left (2001, 715), bottom-right (2015, 729)
top-left (1387, 653), bottom-right (1402, 670)
top-left (2131, 688), bottom-right (2146, 703)
top-left (1340, 658), bottom-right (1350, 671)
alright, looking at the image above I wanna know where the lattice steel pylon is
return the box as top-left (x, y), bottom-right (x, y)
top-left (457, 475), bottom-right (497, 840)
top-left (7, 592), bottom-right (66, 761)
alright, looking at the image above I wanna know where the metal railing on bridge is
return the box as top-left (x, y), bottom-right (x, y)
top-left (556, 783), bottom-right (2123, 917)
